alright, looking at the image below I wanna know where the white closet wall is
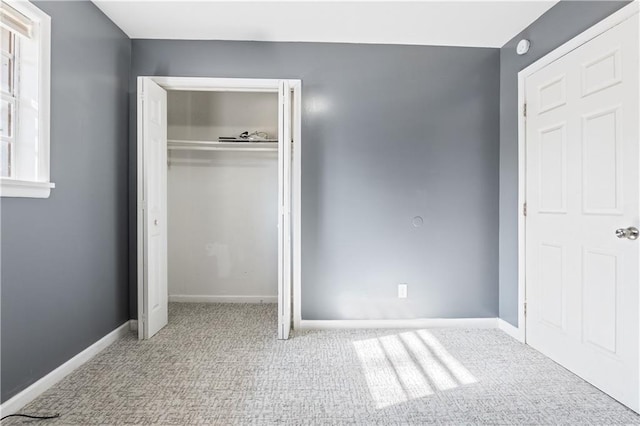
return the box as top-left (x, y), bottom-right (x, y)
top-left (166, 91), bottom-right (279, 303)
top-left (168, 91), bottom-right (278, 140)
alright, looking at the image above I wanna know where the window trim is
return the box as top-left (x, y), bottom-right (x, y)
top-left (1, 27), bottom-right (18, 179)
top-left (0, 0), bottom-right (52, 198)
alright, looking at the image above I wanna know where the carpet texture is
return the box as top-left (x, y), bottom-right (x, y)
top-left (6, 303), bottom-right (640, 425)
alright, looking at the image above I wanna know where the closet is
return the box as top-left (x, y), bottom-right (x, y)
top-left (137, 77), bottom-right (300, 341)
top-left (167, 90), bottom-right (279, 304)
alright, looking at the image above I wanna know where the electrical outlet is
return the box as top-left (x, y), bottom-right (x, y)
top-left (398, 284), bottom-right (408, 299)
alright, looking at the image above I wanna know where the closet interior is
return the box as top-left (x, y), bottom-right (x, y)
top-left (166, 90), bottom-right (280, 304)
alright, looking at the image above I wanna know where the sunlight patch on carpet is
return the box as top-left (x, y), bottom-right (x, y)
top-left (354, 329), bottom-right (477, 409)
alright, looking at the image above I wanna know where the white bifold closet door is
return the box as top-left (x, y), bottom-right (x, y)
top-left (138, 77), bottom-right (294, 340)
top-left (138, 77), bottom-right (169, 339)
top-left (278, 80), bottom-right (293, 340)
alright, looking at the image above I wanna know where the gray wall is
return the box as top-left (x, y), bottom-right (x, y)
top-left (130, 41), bottom-right (500, 320)
top-left (498, 0), bottom-right (630, 326)
top-left (0, 1), bottom-right (131, 402)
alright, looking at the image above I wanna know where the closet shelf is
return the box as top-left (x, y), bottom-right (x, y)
top-left (168, 139), bottom-right (278, 152)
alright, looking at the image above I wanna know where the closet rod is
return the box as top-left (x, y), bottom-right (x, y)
top-left (168, 139), bottom-right (278, 145)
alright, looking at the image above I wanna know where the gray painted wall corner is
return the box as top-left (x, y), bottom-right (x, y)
top-left (0, 1), bottom-right (132, 403)
top-left (498, 0), bottom-right (630, 327)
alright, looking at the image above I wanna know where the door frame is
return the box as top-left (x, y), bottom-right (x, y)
top-left (136, 76), bottom-right (303, 339)
top-left (516, 2), bottom-right (640, 343)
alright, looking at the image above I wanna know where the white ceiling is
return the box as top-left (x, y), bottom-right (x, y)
top-left (92, 1), bottom-right (559, 48)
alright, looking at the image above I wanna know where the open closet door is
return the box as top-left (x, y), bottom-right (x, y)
top-left (138, 77), bottom-right (168, 339)
top-left (278, 80), bottom-right (293, 340)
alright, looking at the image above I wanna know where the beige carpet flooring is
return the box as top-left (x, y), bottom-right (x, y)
top-left (5, 303), bottom-right (640, 425)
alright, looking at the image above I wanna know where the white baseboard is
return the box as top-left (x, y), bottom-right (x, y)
top-left (168, 295), bottom-right (277, 304)
top-left (498, 318), bottom-right (525, 342)
top-left (129, 320), bottom-right (138, 332)
top-left (297, 317), bottom-right (498, 330)
top-left (0, 320), bottom-right (132, 417)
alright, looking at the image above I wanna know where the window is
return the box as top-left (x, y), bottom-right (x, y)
top-left (0, 0), bottom-right (52, 198)
top-left (2, 27), bottom-right (16, 178)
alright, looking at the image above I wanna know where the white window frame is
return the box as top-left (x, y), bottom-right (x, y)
top-left (0, 0), bottom-right (52, 198)
top-left (1, 28), bottom-right (17, 178)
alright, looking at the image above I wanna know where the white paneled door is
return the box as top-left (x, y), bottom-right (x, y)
top-left (139, 77), bottom-right (169, 339)
top-left (278, 80), bottom-right (293, 340)
top-left (525, 14), bottom-right (639, 411)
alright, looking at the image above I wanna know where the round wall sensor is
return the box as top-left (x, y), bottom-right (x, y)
top-left (412, 216), bottom-right (424, 228)
top-left (517, 39), bottom-right (531, 55)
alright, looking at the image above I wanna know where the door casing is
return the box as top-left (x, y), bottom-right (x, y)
top-left (136, 76), bottom-right (302, 339)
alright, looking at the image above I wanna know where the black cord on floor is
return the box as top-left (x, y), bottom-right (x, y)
top-left (1, 413), bottom-right (60, 421)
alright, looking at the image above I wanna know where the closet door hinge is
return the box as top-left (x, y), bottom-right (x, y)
top-left (523, 103), bottom-right (527, 118)
top-left (524, 302), bottom-right (527, 317)
top-left (523, 202), bottom-right (527, 217)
